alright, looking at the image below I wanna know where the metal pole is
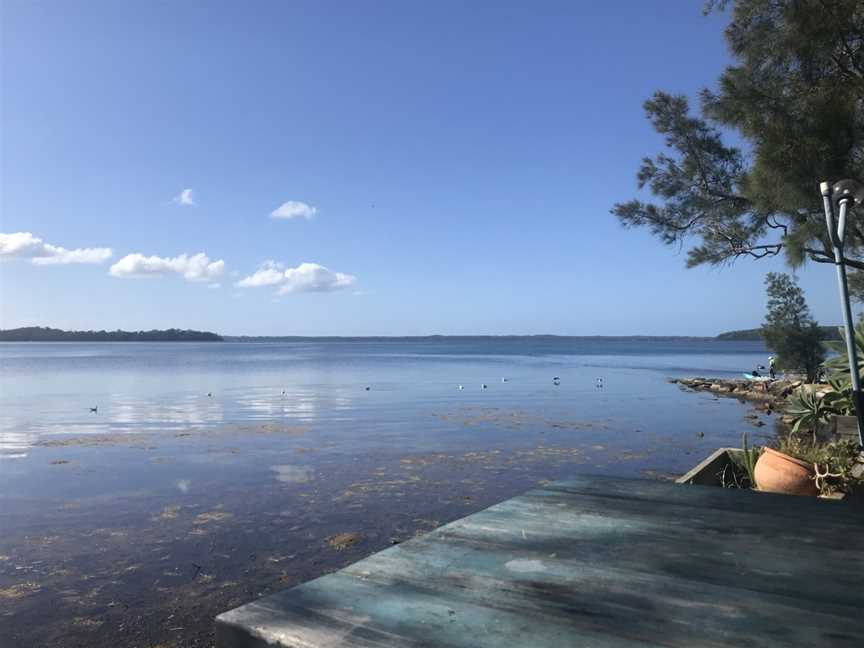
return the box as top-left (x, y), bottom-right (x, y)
top-left (821, 182), bottom-right (864, 446)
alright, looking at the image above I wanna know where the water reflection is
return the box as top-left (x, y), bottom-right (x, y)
top-left (110, 393), bottom-right (225, 429)
top-left (270, 464), bottom-right (314, 483)
top-left (235, 387), bottom-right (356, 423)
top-left (0, 340), bottom-right (768, 461)
top-left (0, 431), bottom-right (35, 459)
top-left (0, 393), bottom-right (228, 455)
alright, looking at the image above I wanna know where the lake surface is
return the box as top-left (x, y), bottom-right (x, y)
top-left (0, 339), bottom-right (774, 647)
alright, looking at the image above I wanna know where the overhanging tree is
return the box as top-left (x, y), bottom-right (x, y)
top-left (612, 0), bottom-right (864, 295)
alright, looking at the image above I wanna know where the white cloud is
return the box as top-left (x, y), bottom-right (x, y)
top-left (236, 261), bottom-right (285, 287)
top-left (0, 231), bottom-right (113, 265)
top-left (237, 261), bottom-right (356, 295)
top-left (109, 252), bottom-right (225, 282)
top-left (270, 201), bottom-right (317, 221)
top-left (173, 188), bottom-right (196, 206)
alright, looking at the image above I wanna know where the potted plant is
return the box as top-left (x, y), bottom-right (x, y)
top-left (754, 388), bottom-right (825, 496)
top-left (753, 447), bottom-right (819, 496)
top-left (756, 385), bottom-right (864, 496)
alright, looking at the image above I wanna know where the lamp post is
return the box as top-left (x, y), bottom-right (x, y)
top-left (820, 179), bottom-right (864, 447)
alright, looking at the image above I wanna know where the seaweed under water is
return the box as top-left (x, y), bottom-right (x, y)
top-left (0, 340), bottom-right (774, 647)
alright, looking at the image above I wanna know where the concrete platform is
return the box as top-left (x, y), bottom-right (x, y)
top-left (216, 475), bottom-right (864, 647)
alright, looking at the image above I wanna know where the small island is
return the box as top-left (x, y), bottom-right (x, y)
top-left (0, 326), bottom-right (223, 342)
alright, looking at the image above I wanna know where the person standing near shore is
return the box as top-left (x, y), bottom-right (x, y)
top-left (768, 355), bottom-right (776, 379)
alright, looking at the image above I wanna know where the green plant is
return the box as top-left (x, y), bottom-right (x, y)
top-left (786, 388), bottom-right (833, 445)
top-left (821, 376), bottom-right (854, 416)
top-left (812, 440), bottom-right (863, 496)
top-left (824, 322), bottom-right (864, 383)
top-left (761, 273), bottom-right (825, 382)
top-left (776, 438), bottom-right (863, 497)
top-left (741, 432), bottom-right (760, 489)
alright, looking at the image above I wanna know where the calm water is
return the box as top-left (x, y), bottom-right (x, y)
top-left (0, 339), bottom-right (773, 647)
top-left (0, 338), bottom-right (768, 458)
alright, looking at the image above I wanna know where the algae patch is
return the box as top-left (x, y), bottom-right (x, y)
top-left (326, 532), bottom-right (363, 551)
top-left (154, 505), bottom-right (182, 521)
top-left (0, 582), bottom-right (41, 600)
top-left (193, 511), bottom-right (232, 525)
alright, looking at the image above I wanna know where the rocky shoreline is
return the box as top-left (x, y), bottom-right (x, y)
top-left (668, 376), bottom-right (805, 411)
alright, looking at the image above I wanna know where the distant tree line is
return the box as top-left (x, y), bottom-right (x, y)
top-left (223, 335), bottom-right (710, 342)
top-left (717, 327), bottom-right (842, 342)
top-left (0, 327), bottom-right (223, 342)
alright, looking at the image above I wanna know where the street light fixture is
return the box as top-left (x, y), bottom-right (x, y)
top-left (820, 179), bottom-right (864, 446)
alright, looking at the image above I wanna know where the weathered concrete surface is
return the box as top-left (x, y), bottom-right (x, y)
top-left (215, 475), bottom-right (864, 648)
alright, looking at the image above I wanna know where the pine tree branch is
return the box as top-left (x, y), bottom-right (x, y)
top-left (805, 248), bottom-right (864, 271)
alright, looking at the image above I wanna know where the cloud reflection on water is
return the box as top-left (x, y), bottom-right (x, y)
top-left (235, 387), bottom-right (356, 423)
top-left (270, 464), bottom-right (313, 483)
top-left (0, 430), bottom-right (35, 458)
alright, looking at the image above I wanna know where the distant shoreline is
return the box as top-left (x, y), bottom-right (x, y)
top-left (222, 335), bottom-right (725, 342)
top-left (0, 327), bottom-right (222, 342)
top-left (0, 327), bottom-right (774, 343)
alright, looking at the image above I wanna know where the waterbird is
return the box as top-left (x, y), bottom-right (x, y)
top-left (88, 406), bottom-right (98, 413)
top-left (481, 384), bottom-right (488, 389)
top-left (207, 392), bottom-right (213, 398)
top-left (553, 376), bottom-right (560, 381)
top-left (501, 378), bottom-right (508, 383)
top-left (458, 385), bottom-right (464, 390)
top-left (365, 386), bottom-right (371, 391)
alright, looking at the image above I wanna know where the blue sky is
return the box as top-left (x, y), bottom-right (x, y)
top-left (0, 0), bottom-right (848, 336)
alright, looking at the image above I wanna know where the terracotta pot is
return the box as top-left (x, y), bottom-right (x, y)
top-left (754, 447), bottom-right (818, 496)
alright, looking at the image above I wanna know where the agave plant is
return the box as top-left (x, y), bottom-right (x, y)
top-left (741, 432), bottom-right (760, 488)
top-left (786, 388), bottom-right (834, 445)
top-left (821, 376), bottom-right (854, 416)
top-left (823, 322), bottom-right (864, 382)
